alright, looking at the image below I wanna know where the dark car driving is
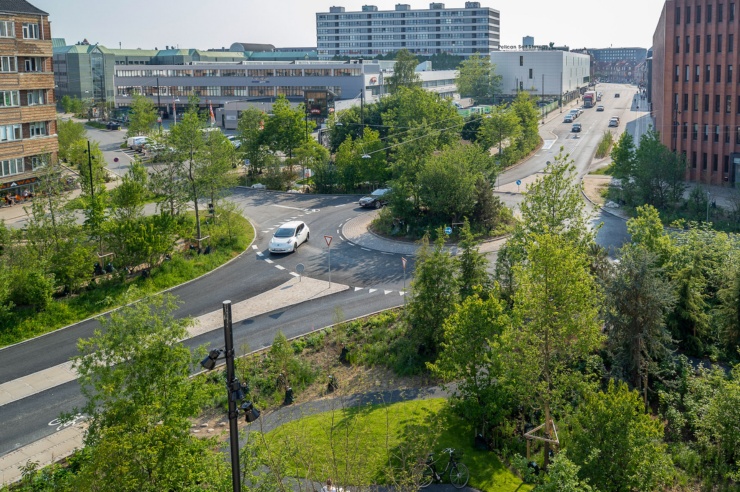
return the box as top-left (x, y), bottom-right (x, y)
top-left (359, 188), bottom-right (390, 209)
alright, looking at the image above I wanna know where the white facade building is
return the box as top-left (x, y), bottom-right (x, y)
top-left (490, 50), bottom-right (591, 101)
top-left (316, 2), bottom-right (500, 60)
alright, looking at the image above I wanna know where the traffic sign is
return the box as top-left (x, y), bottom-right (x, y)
top-left (324, 235), bottom-right (333, 247)
top-left (295, 263), bottom-right (305, 274)
top-left (401, 257), bottom-right (407, 270)
top-left (444, 226), bottom-right (452, 235)
top-left (516, 179), bottom-right (522, 186)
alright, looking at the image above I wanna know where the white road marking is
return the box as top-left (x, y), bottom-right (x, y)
top-left (264, 258), bottom-right (274, 264)
top-left (354, 287), bottom-right (363, 292)
top-left (381, 252), bottom-right (393, 255)
top-left (384, 290), bottom-right (392, 295)
top-left (543, 139), bottom-right (556, 150)
top-left (400, 291), bottom-right (406, 296)
top-left (275, 265), bottom-right (286, 270)
top-left (251, 245), bottom-right (258, 250)
top-left (290, 272), bottom-right (300, 277)
top-left (274, 205), bottom-right (307, 211)
top-left (369, 289), bottom-right (377, 293)
top-left (291, 217), bottom-right (298, 219)
top-left (348, 243), bottom-right (355, 246)
top-left (261, 231), bottom-right (270, 233)
top-left (361, 247), bottom-right (371, 251)
top-left (337, 229), bottom-right (340, 234)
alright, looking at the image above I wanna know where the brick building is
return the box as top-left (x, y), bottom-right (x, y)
top-left (652, 0), bottom-right (739, 186)
top-left (0, 0), bottom-right (58, 198)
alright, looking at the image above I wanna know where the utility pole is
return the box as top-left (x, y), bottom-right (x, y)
top-left (222, 301), bottom-right (242, 492)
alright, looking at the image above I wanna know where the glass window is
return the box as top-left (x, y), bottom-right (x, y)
top-left (0, 90), bottom-right (19, 107)
top-left (0, 56), bottom-right (17, 72)
top-left (717, 64), bottom-right (722, 82)
top-left (697, 5), bottom-right (702, 22)
top-left (715, 125), bottom-right (721, 142)
top-left (676, 36), bottom-right (681, 53)
top-left (0, 124), bottom-right (21, 142)
top-left (692, 152), bottom-right (697, 168)
top-left (694, 93), bottom-right (699, 111)
top-left (707, 34), bottom-right (712, 52)
top-left (706, 64), bottom-right (711, 82)
top-left (0, 158), bottom-right (23, 177)
top-left (704, 124), bottom-right (710, 141)
top-left (731, 2), bottom-right (736, 21)
top-left (0, 21), bottom-right (14, 38)
top-left (708, 4), bottom-right (713, 21)
top-left (695, 65), bottom-right (700, 82)
top-left (728, 95), bottom-right (733, 113)
top-left (726, 125), bottom-right (731, 143)
top-left (683, 93), bottom-right (689, 111)
top-left (693, 124), bottom-right (699, 140)
top-left (730, 34), bottom-right (735, 52)
top-left (27, 89), bottom-right (44, 105)
top-left (29, 121), bottom-right (46, 137)
top-left (675, 65), bottom-right (680, 82)
top-left (713, 154), bottom-right (718, 171)
top-left (30, 155), bottom-right (45, 170)
top-left (696, 35), bottom-right (701, 52)
top-left (683, 122), bottom-right (688, 139)
top-left (24, 57), bottom-right (43, 72)
top-left (705, 93), bottom-right (710, 111)
top-left (687, 5), bottom-right (692, 22)
top-left (719, 3), bottom-right (724, 21)
top-left (718, 34), bottom-right (723, 52)
top-left (22, 23), bottom-right (38, 39)
top-left (729, 65), bottom-right (734, 83)
top-left (676, 6), bottom-right (681, 23)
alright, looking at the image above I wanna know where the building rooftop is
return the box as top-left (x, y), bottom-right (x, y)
top-left (0, 0), bottom-right (47, 15)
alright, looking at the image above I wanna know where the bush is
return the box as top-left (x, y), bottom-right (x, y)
top-left (595, 131), bottom-right (614, 158)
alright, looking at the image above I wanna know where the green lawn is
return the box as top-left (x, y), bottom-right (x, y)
top-left (263, 398), bottom-right (530, 492)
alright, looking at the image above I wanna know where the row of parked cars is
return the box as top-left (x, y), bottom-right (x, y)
top-left (563, 107), bottom-right (583, 123)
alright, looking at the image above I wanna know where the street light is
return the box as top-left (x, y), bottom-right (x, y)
top-left (199, 301), bottom-right (261, 492)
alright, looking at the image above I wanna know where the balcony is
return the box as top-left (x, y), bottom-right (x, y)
top-left (0, 134), bottom-right (58, 160)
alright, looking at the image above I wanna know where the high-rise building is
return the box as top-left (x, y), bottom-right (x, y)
top-left (652, 0), bottom-right (739, 186)
top-left (316, 2), bottom-right (500, 60)
top-left (0, 0), bottom-right (57, 198)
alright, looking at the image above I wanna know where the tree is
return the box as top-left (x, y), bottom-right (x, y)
top-left (69, 140), bottom-right (109, 252)
top-left (630, 129), bottom-right (686, 209)
top-left (505, 232), bottom-right (603, 468)
top-left (604, 245), bottom-right (676, 409)
top-left (406, 233), bottom-right (459, 357)
top-left (109, 160), bottom-right (148, 222)
top-left (510, 92), bottom-right (540, 156)
top-left (456, 219), bottom-right (491, 299)
top-left (476, 106), bottom-right (521, 160)
top-left (567, 381), bottom-right (673, 492)
top-left (428, 292), bottom-right (510, 437)
top-left (387, 49), bottom-right (421, 94)
top-left (294, 138), bottom-right (330, 185)
top-left (126, 94), bottom-right (158, 137)
top-left (455, 54), bottom-right (502, 105)
top-left (236, 107), bottom-right (270, 174)
top-left (71, 292), bottom-right (229, 490)
top-left (262, 95), bottom-right (310, 161)
top-left (168, 109), bottom-right (206, 241)
top-left (199, 129), bottom-right (238, 210)
top-left (539, 451), bottom-right (594, 492)
top-left (717, 260), bottom-right (740, 351)
top-left (56, 119), bottom-right (86, 162)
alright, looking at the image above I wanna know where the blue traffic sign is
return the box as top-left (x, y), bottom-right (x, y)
top-left (444, 226), bottom-right (452, 235)
top-left (516, 179), bottom-right (522, 186)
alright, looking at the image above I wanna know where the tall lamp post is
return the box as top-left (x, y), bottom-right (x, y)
top-left (200, 301), bottom-right (261, 492)
top-left (156, 76), bottom-right (162, 131)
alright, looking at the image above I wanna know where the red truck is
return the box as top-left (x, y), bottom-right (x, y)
top-left (583, 91), bottom-right (597, 108)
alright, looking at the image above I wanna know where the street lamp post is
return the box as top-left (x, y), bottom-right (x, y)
top-left (156, 75), bottom-right (162, 131)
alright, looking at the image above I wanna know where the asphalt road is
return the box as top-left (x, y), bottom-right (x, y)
top-left (0, 89), bottom-right (643, 457)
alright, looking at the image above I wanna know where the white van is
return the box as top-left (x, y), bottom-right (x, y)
top-left (126, 136), bottom-right (149, 150)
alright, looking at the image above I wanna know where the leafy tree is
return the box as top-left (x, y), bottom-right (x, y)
top-left (406, 233), bottom-right (459, 357)
top-left (109, 160), bottom-right (148, 222)
top-left (71, 292), bottom-right (229, 491)
top-left (262, 95), bottom-right (311, 161)
top-left (295, 138), bottom-right (330, 184)
top-left (69, 140), bottom-right (108, 252)
top-left (417, 143), bottom-right (491, 225)
top-left (456, 219), bottom-right (491, 299)
top-left (539, 451), bottom-right (594, 492)
top-left (510, 92), bottom-right (540, 156)
top-left (236, 107), bottom-right (270, 174)
top-left (472, 177), bottom-right (508, 234)
top-left (200, 129), bottom-right (238, 209)
top-left (428, 292), bottom-right (510, 438)
top-left (610, 131), bottom-right (636, 202)
top-left (625, 129), bottom-right (686, 208)
top-left (56, 119), bottom-right (86, 162)
top-left (387, 49), bottom-right (422, 94)
top-left (717, 259), bottom-right (740, 351)
top-left (567, 381), bottom-right (673, 492)
top-left (455, 54), bottom-right (502, 105)
top-left (625, 204), bottom-right (674, 262)
top-left (59, 94), bottom-right (72, 113)
top-left (505, 232), bottom-right (603, 467)
top-left (604, 245), bottom-right (676, 408)
top-left (126, 94), bottom-right (158, 137)
top-left (476, 106), bottom-right (521, 160)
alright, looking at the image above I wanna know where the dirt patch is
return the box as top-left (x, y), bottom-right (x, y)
top-left (582, 175), bottom-right (613, 207)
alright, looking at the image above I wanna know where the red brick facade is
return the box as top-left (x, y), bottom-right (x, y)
top-left (653, 0), bottom-right (739, 186)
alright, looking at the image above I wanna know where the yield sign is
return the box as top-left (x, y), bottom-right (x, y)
top-left (324, 235), bottom-right (333, 247)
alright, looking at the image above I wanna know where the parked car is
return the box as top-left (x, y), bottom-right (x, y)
top-left (268, 221), bottom-right (309, 253)
top-left (359, 188), bottom-right (391, 209)
top-left (250, 183), bottom-right (266, 189)
top-left (106, 122), bottom-right (121, 130)
top-left (226, 135), bottom-right (241, 149)
top-left (571, 123), bottom-right (582, 132)
top-left (608, 117), bottom-right (619, 127)
top-left (563, 114), bottom-right (574, 123)
top-left (596, 105), bottom-right (605, 112)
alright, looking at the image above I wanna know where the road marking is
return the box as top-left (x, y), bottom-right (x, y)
top-left (400, 291), bottom-right (406, 296)
top-left (251, 245), bottom-right (258, 250)
top-left (274, 205), bottom-right (307, 211)
top-left (261, 231), bottom-right (270, 233)
top-left (369, 288), bottom-right (377, 293)
top-left (381, 252), bottom-right (393, 255)
top-left (543, 139), bottom-right (556, 150)
top-left (257, 252), bottom-right (264, 257)
top-left (348, 243), bottom-right (355, 246)
top-left (275, 265), bottom-right (286, 270)
top-left (336, 229), bottom-right (340, 234)
top-left (290, 272), bottom-right (300, 277)
top-left (361, 247), bottom-right (371, 251)
top-left (291, 217), bottom-right (298, 219)
top-left (264, 258), bottom-right (274, 264)
top-left (273, 225), bottom-right (282, 228)
top-left (384, 290), bottom-right (392, 295)
top-left (354, 287), bottom-right (363, 292)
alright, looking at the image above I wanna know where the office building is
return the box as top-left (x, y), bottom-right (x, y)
top-left (0, 0), bottom-right (58, 197)
top-left (652, 0), bottom-right (739, 185)
top-left (316, 2), bottom-right (500, 59)
top-left (490, 50), bottom-right (591, 103)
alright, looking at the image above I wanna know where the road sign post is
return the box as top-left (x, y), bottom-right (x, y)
top-left (401, 257), bottom-right (407, 302)
top-left (516, 179), bottom-right (522, 192)
top-left (444, 226), bottom-right (452, 236)
top-left (324, 235), bottom-right (333, 287)
top-left (295, 263), bottom-right (305, 282)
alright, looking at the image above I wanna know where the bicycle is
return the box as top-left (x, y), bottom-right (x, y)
top-left (419, 448), bottom-right (470, 489)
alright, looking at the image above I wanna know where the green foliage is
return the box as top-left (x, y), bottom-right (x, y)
top-left (109, 160), bottom-right (149, 221)
top-left (387, 49), bottom-right (422, 94)
top-left (510, 92), bottom-right (540, 156)
top-left (477, 106), bottom-right (522, 159)
top-left (457, 219), bottom-right (492, 298)
top-left (455, 54), bottom-right (502, 105)
top-left (406, 233), bottom-right (459, 357)
top-left (594, 131), bottom-right (613, 159)
top-left (262, 95), bottom-right (312, 160)
top-left (56, 118), bottom-right (86, 162)
top-left (71, 292), bottom-right (230, 490)
top-left (539, 451), bottom-right (595, 492)
top-left (567, 381), bottom-right (673, 492)
top-left (126, 94), bottom-right (158, 137)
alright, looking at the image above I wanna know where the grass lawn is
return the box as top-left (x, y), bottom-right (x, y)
top-left (0, 212), bottom-right (254, 347)
top-left (262, 398), bottom-right (530, 492)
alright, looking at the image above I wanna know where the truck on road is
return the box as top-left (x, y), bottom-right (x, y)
top-left (583, 91), bottom-right (597, 108)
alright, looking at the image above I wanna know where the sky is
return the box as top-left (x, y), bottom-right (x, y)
top-left (32, 0), bottom-right (666, 51)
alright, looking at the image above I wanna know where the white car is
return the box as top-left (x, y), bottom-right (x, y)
top-left (268, 221), bottom-right (310, 253)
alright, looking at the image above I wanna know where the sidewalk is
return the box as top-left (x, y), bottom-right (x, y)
top-left (0, 275), bottom-right (349, 485)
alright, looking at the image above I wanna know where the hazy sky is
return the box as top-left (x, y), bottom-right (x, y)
top-left (32, 0), bottom-right (665, 51)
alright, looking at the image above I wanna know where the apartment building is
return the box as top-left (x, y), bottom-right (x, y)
top-left (652, 0), bottom-right (739, 186)
top-left (316, 2), bottom-right (500, 59)
top-left (0, 0), bottom-right (57, 197)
